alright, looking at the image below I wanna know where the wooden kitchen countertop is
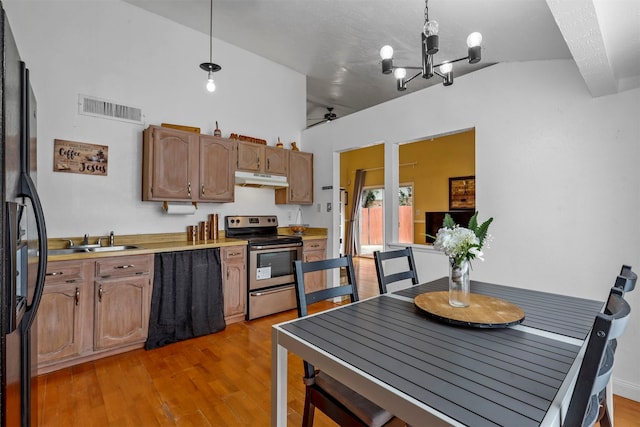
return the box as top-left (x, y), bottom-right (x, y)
top-left (47, 229), bottom-right (327, 261)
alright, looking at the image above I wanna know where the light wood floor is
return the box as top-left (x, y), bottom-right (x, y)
top-left (36, 257), bottom-right (639, 426)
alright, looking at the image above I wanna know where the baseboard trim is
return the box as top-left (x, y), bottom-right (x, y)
top-left (614, 378), bottom-right (640, 402)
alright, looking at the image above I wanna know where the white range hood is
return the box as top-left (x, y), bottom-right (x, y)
top-left (234, 170), bottom-right (289, 188)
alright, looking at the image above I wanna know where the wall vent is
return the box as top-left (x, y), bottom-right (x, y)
top-left (78, 94), bottom-right (144, 124)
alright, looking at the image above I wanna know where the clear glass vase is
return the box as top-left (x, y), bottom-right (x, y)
top-left (449, 259), bottom-right (470, 307)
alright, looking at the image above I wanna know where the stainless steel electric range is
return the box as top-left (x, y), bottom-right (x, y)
top-left (224, 215), bottom-right (303, 320)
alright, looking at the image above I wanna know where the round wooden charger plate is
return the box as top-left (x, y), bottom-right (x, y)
top-left (414, 291), bottom-right (525, 328)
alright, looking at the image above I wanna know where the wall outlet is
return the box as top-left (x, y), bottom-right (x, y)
top-left (327, 202), bottom-right (332, 212)
top-left (316, 203), bottom-right (321, 212)
top-left (287, 211), bottom-right (292, 221)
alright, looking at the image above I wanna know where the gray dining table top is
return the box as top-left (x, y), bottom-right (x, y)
top-left (278, 278), bottom-right (604, 426)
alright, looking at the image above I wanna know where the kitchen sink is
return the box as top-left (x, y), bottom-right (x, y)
top-left (48, 245), bottom-right (139, 255)
top-left (88, 245), bottom-right (139, 252)
top-left (47, 248), bottom-right (91, 255)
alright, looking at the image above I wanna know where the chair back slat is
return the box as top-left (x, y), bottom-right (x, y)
top-left (563, 288), bottom-right (631, 427)
top-left (374, 247), bottom-right (419, 294)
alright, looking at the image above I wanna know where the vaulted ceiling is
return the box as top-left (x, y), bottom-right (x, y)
top-left (124, 0), bottom-right (640, 127)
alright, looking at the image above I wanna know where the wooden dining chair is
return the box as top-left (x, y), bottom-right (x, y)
top-left (292, 255), bottom-right (403, 427)
top-left (615, 264), bottom-right (636, 294)
top-left (563, 287), bottom-right (632, 427)
top-left (373, 247), bottom-right (419, 294)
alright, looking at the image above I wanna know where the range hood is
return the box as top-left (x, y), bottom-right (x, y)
top-left (234, 170), bottom-right (289, 188)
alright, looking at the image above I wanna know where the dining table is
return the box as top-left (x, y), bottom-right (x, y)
top-left (271, 277), bottom-right (605, 427)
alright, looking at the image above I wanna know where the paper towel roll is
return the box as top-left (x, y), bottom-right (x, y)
top-left (164, 203), bottom-right (197, 215)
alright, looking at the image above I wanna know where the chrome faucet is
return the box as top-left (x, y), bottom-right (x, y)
top-left (82, 234), bottom-right (90, 246)
top-left (97, 231), bottom-right (115, 247)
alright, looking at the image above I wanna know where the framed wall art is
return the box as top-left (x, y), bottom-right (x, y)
top-left (53, 139), bottom-right (108, 176)
top-left (449, 176), bottom-right (475, 210)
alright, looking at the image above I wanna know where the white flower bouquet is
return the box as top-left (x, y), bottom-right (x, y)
top-left (432, 212), bottom-right (493, 268)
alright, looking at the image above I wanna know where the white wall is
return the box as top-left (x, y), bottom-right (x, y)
top-left (4, 0), bottom-right (307, 238)
top-left (302, 60), bottom-right (640, 400)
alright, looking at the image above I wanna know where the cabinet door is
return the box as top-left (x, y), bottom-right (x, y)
top-left (265, 146), bottom-right (288, 175)
top-left (143, 126), bottom-right (198, 201)
top-left (199, 136), bottom-right (236, 202)
top-left (36, 281), bottom-right (83, 364)
top-left (94, 275), bottom-right (151, 350)
top-left (303, 239), bottom-right (327, 293)
top-left (221, 246), bottom-right (247, 323)
top-left (37, 261), bottom-right (92, 367)
top-left (236, 141), bottom-right (264, 172)
top-left (276, 150), bottom-right (313, 204)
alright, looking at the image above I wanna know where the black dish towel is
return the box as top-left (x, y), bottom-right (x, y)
top-left (146, 248), bottom-right (226, 350)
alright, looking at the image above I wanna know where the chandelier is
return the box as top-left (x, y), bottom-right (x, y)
top-left (379, 0), bottom-right (482, 91)
top-left (200, 0), bottom-right (221, 92)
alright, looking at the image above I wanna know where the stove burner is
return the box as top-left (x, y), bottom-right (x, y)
top-left (225, 215), bottom-right (302, 246)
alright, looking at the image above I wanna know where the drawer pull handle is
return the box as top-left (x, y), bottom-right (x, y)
top-left (46, 271), bottom-right (64, 276)
top-left (75, 287), bottom-right (80, 306)
top-left (229, 252), bottom-right (241, 256)
top-left (98, 285), bottom-right (103, 302)
top-left (65, 279), bottom-right (77, 284)
top-left (114, 264), bottom-right (135, 269)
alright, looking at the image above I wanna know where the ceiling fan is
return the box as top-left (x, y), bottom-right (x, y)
top-left (307, 107), bottom-right (337, 128)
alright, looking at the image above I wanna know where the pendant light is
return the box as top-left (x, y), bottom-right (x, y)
top-left (200, 0), bottom-right (221, 92)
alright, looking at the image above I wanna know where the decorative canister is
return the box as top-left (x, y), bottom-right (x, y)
top-left (209, 213), bottom-right (219, 240)
top-left (187, 225), bottom-right (198, 243)
top-left (199, 221), bottom-right (209, 241)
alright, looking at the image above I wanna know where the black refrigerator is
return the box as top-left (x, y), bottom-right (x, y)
top-left (1, 3), bottom-right (48, 426)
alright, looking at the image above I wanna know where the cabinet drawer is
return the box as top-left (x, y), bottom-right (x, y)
top-left (45, 261), bottom-right (85, 284)
top-left (221, 246), bottom-right (246, 262)
top-left (95, 255), bottom-right (151, 277)
top-left (303, 239), bottom-right (326, 252)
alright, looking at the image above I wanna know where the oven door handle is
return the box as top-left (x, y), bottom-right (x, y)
top-left (251, 242), bottom-right (302, 250)
top-left (250, 286), bottom-right (294, 297)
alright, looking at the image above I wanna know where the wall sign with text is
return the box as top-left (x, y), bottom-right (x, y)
top-left (53, 139), bottom-right (108, 176)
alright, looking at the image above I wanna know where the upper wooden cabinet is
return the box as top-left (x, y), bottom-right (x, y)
top-left (237, 141), bottom-right (288, 176)
top-left (142, 126), bottom-right (198, 201)
top-left (265, 146), bottom-right (288, 175)
top-left (199, 135), bottom-right (235, 202)
top-left (276, 150), bottom-right (313, 205)
top-left (142, 126), bottom-right (236, 203)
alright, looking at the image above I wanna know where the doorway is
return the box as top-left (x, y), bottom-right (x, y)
top-left (359, 187), bottom-right (383, 257)
top-left (359, 185), bottom-right (413, 256)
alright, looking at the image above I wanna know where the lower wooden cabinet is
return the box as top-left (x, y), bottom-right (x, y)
top-left (37, 260), bottom-right (92, 366)
top-left (302, 238), bottom-right (327, 293)
top-left (37, 254), bottom-right (154, 373)
top-left (94, 256), bottom-right (153, 350)
top-left (221, 245), bottom-right (247, 324)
